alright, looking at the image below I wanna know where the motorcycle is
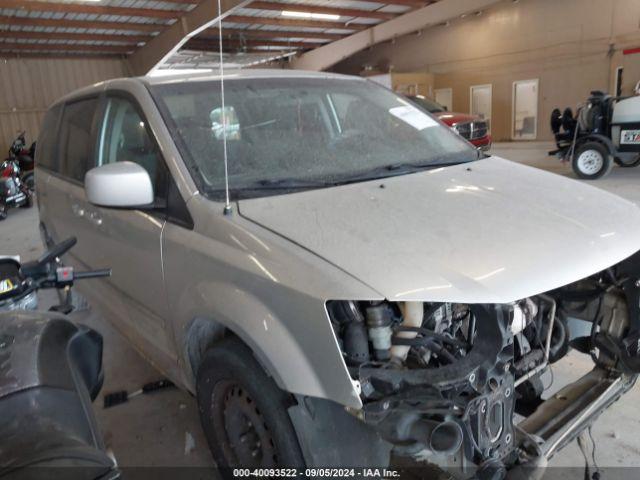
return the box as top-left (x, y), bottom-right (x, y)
top-left (0, 237), bottom-right (117, 479)
top-left (6, 131), bottom-right (35, 192)
top-left (0, 156), bottom-right (33, 221)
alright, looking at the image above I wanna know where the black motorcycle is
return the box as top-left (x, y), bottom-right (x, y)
top-left (0, 237), bottom-right (117, 479)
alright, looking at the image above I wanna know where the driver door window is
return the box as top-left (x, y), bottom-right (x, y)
top-left (98, 96), bottom-right (167, 202)
top-left (92, 95), bottom-right (175, 367)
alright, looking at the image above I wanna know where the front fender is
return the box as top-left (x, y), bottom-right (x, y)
top-left (180, 281), bottom-right (362, 409)
top-left (161, 213), bottom-right (379, 410)
top-left (580, 133), bottom-right (616, 154)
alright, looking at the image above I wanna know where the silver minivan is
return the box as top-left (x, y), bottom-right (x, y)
top-left (37, 70), bottom-right (640, 477)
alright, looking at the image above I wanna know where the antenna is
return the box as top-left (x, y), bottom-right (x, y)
top-left (217, 0), bottom-right (232, 215)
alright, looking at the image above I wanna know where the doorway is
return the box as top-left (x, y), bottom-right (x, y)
top-left (512, 79), bottom-right (539, 140)
top-left (614, 66), bottom-right (623, 97)
top-left (470, 84), bottom-right (492, 130)
top-left (435, 88), bottom-right (453, 112)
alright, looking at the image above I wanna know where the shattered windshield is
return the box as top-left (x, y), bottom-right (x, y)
top-left (150, 77), bottom-right (477, 200)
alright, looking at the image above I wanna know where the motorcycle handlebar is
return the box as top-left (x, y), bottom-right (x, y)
top-left (74, 269), bottom-right (111, 280)
top-left (37, 237), bottom-right (77, 266)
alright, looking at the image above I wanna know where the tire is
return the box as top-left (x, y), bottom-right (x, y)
top-left (20, 193), bottom-right (33, 208)
top-left (0, 203), bottom-right (7, 221)
top-left (22, 172), bottom-right (35, 192)
top-left (196, 337), bottom-right (306, 473)
top-left (572, 142), bottom-right (613, 179)
top-left (614, 154), bottom-right (640, 168)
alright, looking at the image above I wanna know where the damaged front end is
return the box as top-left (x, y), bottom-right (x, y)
top-left (327, 252), bottom-right (640, 478)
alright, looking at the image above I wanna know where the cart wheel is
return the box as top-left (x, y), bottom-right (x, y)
top-left (614, 154), bottom-right (640, 168)
top-left (572, 142), bottom-right (613, 179)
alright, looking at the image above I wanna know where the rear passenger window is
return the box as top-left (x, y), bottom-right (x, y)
top-left (58, 98), bottom-right (98, 182)
top-left (36, 104), bottom-right (62, 172)
top-left (98, 96), bottom-right (167, 202)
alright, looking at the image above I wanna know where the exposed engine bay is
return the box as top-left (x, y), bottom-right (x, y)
top-left (328, 251), bottom-right (640, 478)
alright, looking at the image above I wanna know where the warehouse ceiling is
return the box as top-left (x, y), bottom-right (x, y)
top-left (0, 0), bottom-right (429, 64)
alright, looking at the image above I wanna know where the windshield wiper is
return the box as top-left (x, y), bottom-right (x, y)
top-left (225, 177), bottom-right (337, 192)
top-left (337, 160), bottom-right (464, 185)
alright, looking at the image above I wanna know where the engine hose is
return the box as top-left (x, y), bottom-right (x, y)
top-left (392, 337), bottom-right (456, 364)
top-left (391, 302), bottom-right (424, 361)
top-left (396, 326), bottom-right (468, 349)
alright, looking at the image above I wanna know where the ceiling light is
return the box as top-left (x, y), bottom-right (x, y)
top-left (281, 11), bottom-right (340, 21)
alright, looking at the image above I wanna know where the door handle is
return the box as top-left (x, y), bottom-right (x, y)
top-left (71, 204), bottom-right (85, 217)
top-left (88, 211), bottom-right (103, 226)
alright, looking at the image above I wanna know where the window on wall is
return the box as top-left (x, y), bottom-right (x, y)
top-left (58, 98), bottom-right (99, 182)
top-left (98, 96), bottom-right (168, 202)
top-left (470, 84), bottom-right (492, 131)
top-left (512, 79), bottom-right (539, 140)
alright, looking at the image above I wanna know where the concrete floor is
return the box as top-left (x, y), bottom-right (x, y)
top-left (3, 141), bottom-right (640, 476)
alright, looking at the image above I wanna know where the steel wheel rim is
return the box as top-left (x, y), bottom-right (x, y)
top-left (577, 150), bottom-right (604, 175)
top-left (211, 380), bottom-right (277, 467)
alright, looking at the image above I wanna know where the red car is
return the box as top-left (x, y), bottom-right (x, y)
top-left (408, 95), bottom-right (492, 151)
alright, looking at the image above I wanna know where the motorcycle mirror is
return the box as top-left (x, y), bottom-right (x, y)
top-left (37, 237), bottom-right (77, 266)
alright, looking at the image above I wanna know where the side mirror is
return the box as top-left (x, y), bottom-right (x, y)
top-left (85, 162), bottom-right (153, 208)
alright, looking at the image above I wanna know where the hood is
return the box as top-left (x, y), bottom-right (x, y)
top-left (239, 157), bottom-right (640, 303)
top-left (435, 112), bottom-right (478, 126)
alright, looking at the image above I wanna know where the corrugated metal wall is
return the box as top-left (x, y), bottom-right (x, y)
top-left (0, 57), bottom-right (130, 152)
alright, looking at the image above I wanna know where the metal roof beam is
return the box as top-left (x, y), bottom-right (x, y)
top-left (204, 27), bottom-right (345, 41)
top-left (224, 14), bottom-right (366, 30)
top-left (0, 30), bottom-right (150, 44)
top-left (245, 2), bottom-right (396, 21)
top-left (291, 0), bottom-right (501, 70)
top-left (381, 0), bottom-right (430, 6)
top-left (191, 37), bottom-right (320, 49)
top-left (0, 42), bottom-right (132, 53)
top-left (0, 0), bottom-right (183, 19)
top-left (0, 15), bottom-right (164, 33)
top-left (181, 46), bottom-right (292, 54)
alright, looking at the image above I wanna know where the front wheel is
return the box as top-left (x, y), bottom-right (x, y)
top-left (0, 203), bottom-right (7, 221)
top-left (196, 337), bottom-right (306, 474)
top-left (572, 142), bottom-right (613, 179)
top-left (22, 172), bottom-right (35, 192)
top-left (20, 192), bottom-right (33, 209)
